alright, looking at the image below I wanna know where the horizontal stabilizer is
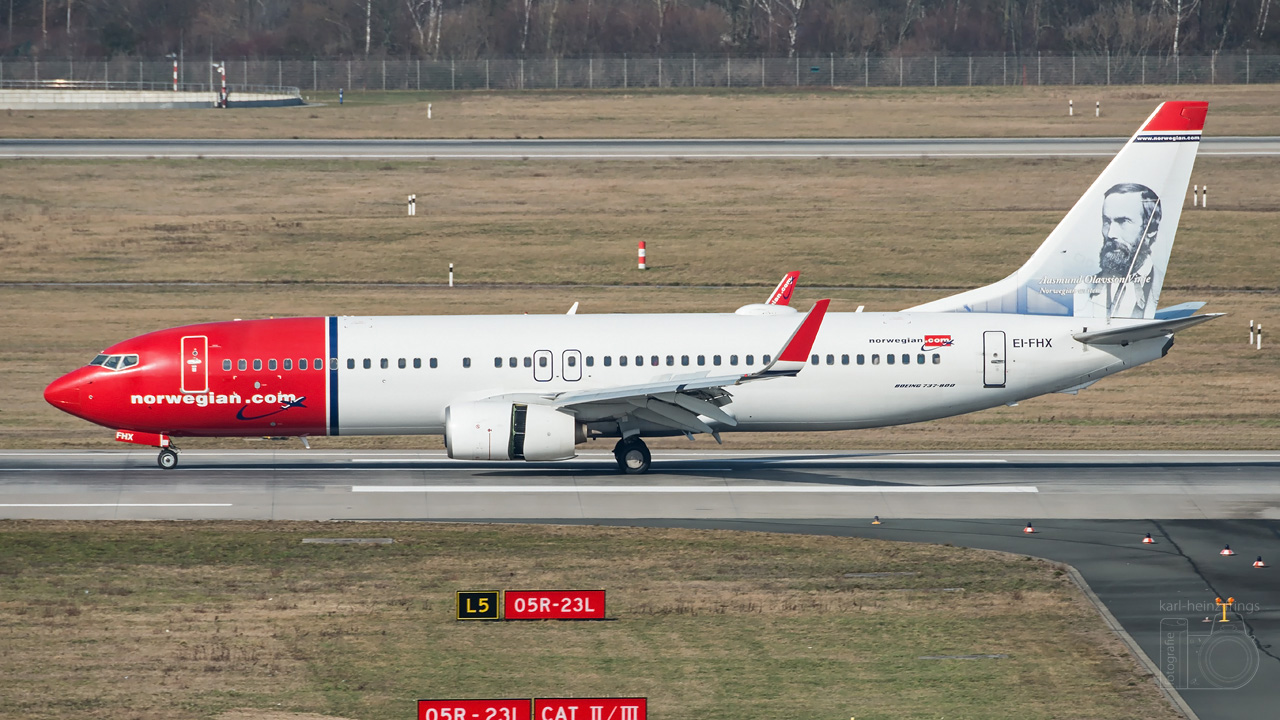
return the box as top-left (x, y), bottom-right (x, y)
top-left (1074, 313), bottom-right (1223, 345)
top-left (1154, 301), bottom-right (1206, 320)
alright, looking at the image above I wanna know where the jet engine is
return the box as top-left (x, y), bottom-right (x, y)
top-left (444, 401), bottom-right (581, 461)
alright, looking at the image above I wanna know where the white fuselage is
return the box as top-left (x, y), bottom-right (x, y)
top-left (331, 311), bottom-right (1167, 436)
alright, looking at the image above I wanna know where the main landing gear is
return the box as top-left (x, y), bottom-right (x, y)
top-left (157, 447), bottom-right (179, 470)
top-left (613, 437), bottom-right (651, 474)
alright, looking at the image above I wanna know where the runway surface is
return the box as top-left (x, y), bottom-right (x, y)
top-left (5, 448), bottom-right (1278, 720)
top-left (2, 136), bottom-right (1278, 159)
top-left (3, 449), bottom-right (1278, 521)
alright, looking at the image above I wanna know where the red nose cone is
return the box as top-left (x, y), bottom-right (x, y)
top-left (44, 372), bottom-right (82, 411)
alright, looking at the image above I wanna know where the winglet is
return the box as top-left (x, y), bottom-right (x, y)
top-left (765, 271), bottom-right (800, 305)
top-left (741, 299), bottom-right (830, 382)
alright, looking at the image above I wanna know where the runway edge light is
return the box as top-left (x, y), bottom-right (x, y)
top-left (1254, 556), bottom-right (1267, 568)
top-left (1023, 522), bottom-right (1036, 534)
top-left (1142, 533), bottom-right (1155, 544)
top-left (871, 516), bottom-right (881, 525)
top-left (1221, 544), bottom-right (1235, 556)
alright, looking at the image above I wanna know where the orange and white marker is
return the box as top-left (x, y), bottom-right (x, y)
top-left (1254, 556), bottom-right (1267, 568)
top-left (871, 516), bottom-right (882, 525)
top-left (1220, 544), bottom-right (1235, 556)
top-left (1023, 522), bottom-right (1036, 534)
top-left (1142, 533), bottom-right (1155, 544)
top-left (638, 241), bottom-right (647, 270)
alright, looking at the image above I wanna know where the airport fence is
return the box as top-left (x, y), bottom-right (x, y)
top-left (1, 54), bottom-right (1277, 92)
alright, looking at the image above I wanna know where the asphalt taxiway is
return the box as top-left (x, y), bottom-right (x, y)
top-left (3, 448), bottom-right (1277, 720)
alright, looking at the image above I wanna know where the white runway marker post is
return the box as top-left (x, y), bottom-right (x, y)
top-left (1193, 185), bottom-right (1199, 207)
top-left (1095, 100), bottom-right (1100, 117)
top-left (427, 103), bottom-right (432, 120)
top-left (1203, 185), bottom-right (1208, 208)
top-left (1069, 99), bottom-right (1073, 116)
top-left (449, 263), bottom-right (454, 288)
top-left (638, 241), bottom-right (647, 270)
top-left (407, 194), bottom-right (416, 216)
top-left (1250, 320), bottom-right (1255, 345)
top-left (1259, 324), bottom-right (1263, 351)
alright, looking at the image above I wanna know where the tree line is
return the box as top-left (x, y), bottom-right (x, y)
top-left (3, 0), bottom-right (1277, 61)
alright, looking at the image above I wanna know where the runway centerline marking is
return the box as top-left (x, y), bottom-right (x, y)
top-left (351, 485), bottom-right (1039, 494)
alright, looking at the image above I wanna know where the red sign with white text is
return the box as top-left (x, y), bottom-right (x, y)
top-left (504, 590), bottom-right (606, 620)
top-left (534, 698), bottom-right (646, 720)
top-left (417, 699), bottom-right (530, 720)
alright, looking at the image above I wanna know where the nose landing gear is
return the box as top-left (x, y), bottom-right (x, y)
top-left (613, 437), bottom-right (651, 474)
top-left (157, 448), bottom-right (179, 469)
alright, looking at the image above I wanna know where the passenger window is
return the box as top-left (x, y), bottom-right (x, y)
top-left (763, 354), bottom-right (771, 365)
top-left (604, 356), bottom-right (612, 367)
top-left (730, 355), bottom-right (739, 366)
top-left (347, 358), bottom-right (355, 370)
top-left (651, 356), bottom-right (660, 366)
top-left (872, 354), bottom-right (880, 365)
top-left (697, 355), bottom-right (705, 366)
top-left (463, 357), bottom-right (471, 368)
top-left (319, 358), bottom-right (326, 371)
top-left (268, 359), bottom-right (277, 371)
top-left (430, 358), bottom-right (438, 368)
top-left (414, 358), bottom-right (422, 369)
top-left (902, 353), bottom-right (910, 365)
top-left (887, 354), bottom-right (895, 365)
top-left (917, 354), bottom-right (925, 365)
top-left (636, 355), bottom-right (644, 366)
top-left (665, 355), bottom-right (674, 366)
top-left (103, 356), bottom-right (120, 370)
top-left (857, 354), bottom-right (865, 365)
top-left (363, 358), bottom-right (371, 369)
top-left (509, 357), bottom-right (517, 368)
top-left (398, 358), bottom-right (406, 369)
top-left (586, 356), bottom-right (594, 367)
top-left (380, 358), bottom-right (389, 369)
top-left (619, 355), bottom-right (627, 367)
top-left (236, 359), bottom-right (246, 371)
top-left (681, 355), bottom-right (689, 366)
top-left (494, 357), bottom-right (503, 368)
top-left (841, 354), bottom-right (850, 365)
top-left (933, 353), bottom-right (941, 365)
top-left (826, 354), bottom-right (834, 365)
top-left (713, 355), bottom-right (722, 366)
top-left (284, 359), bottom-right (292, 371)
top-left (253, 359), bottom-right (262, 371)
top-left (568, 355), bottom-right (577, 367)
top-left (223, 359), bottom-right (232, 371)
top-left (539, 356), bottom-right (547, 368)
top-left (299, 358), bottom-right (308, 370)
top-left (746, 355), bottom-right (754, 366)
top-left (524, 357), bottom-right (532, 368)
top-left (810, 355), bottom-right (819, 365)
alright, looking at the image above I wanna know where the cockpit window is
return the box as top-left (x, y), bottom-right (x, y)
top-left (90, 354), bottom-right (140, 371)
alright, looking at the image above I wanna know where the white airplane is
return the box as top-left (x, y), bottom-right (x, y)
top-left (45, 101), bottom-right (1219, 472)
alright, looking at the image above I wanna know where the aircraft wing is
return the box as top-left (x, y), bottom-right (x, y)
top-left (1073, 313), bottom-right (1224, 345)
top-left (539, 300), bottom-right (830, 436)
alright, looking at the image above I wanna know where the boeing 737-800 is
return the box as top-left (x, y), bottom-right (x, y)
top-left (45, 101), bottom-right (1219, 472)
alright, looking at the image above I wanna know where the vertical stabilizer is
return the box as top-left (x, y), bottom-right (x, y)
top-left (909, 101), bottom-right (1207, 319)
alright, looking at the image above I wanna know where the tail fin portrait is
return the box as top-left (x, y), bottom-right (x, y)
top-left (911, 101), bottom-right (1208, 319)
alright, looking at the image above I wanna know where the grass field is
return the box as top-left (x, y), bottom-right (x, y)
top-left (0, 521), bottom-right (1180, 720)
top-left (2, 85), bottom-right (1278, 139)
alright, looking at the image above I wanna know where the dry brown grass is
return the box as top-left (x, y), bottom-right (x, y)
top-left (0, 521), bottom-right (1181, 720)
top-left (2, 85), bottom-right (1279, 139)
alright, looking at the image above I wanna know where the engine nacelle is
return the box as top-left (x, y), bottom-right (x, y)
top-left (445, 401), bottom-right (578, 461)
